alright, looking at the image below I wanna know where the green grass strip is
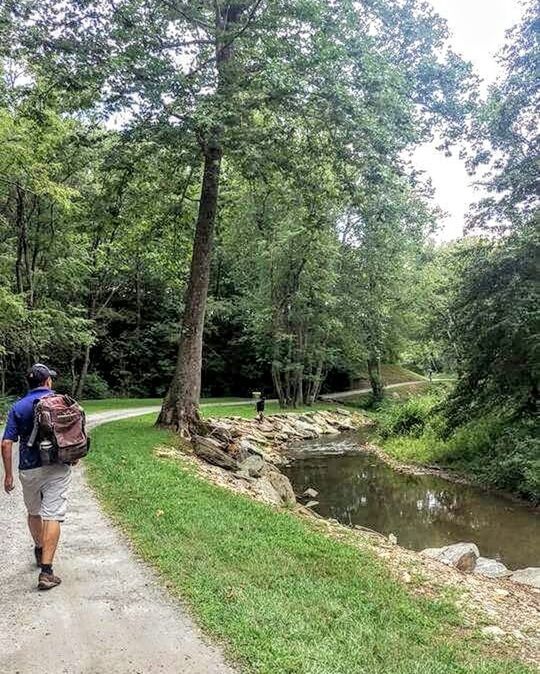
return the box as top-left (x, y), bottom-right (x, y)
top-left (86, 415), bottom-right (531, 674)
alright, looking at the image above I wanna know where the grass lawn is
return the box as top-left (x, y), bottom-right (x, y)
top-left (82, 397), bottom-right (337, 419)
top-left (85, 415), bottom-right (531, 674)
top-left (82, 397), bottom-right (162, 414)
top-left (352, 364), bottom-right (426, 388)
top-left (82, 396), bottom-right (248, 415)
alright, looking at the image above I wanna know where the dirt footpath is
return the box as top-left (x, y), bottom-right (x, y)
top-left (0, 409), bottom-right (236, 674)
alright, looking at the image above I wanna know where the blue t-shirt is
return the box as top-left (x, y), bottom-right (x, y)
top-left (3, 387), bottom-right (54, 470)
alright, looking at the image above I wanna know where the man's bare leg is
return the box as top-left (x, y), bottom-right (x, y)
top-left (28, 515), bottom-right (43, 566)
top-left (28, 515), bottom-right (43, 548)
top-left (38, 520), bottom-right (62, 589)
top-left (41, 520), bottom-right (60, 565)
top-left (28, 514), bottom-right (42, 546)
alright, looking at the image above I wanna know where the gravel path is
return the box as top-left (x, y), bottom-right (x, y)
top-left (0, 408), bottom-right (236, 674)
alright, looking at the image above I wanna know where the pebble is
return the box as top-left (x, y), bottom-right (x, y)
top-left (481, 625), bottom-right (505, 639)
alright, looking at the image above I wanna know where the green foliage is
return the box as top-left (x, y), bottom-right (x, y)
top-left (376, 391), bottom-right (443, 439)
top-left (1, 0), bottom-right (476, 406)
top-left (376, 392), bottom-right (539, 502)
top-left (78, 372), bottom-right (111, 400)
top-left (445, 226), bottom-right (539, 426)
top-left (443, 417), bottom-right (540, 502)
top-left (86, 415), bottom-right (532, 674)
top-left (468, 1), bottom-right (539, 231)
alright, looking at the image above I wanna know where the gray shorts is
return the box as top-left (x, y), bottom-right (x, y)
top-left (19, 464), bottom-right (72, 521)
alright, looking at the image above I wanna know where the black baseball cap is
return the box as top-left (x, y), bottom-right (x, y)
top-left (26, 363), bottom-right (57, 388)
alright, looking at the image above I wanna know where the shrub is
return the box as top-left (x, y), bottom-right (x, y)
top-left (376, 392), bottom-right (443, 439)
top-left (81, 372), bottom-right (111, 399)
top-left (375, 394), bottom-right (539, 502)
top-left (0, 396), bottom-right (15, 422)
top-left (446, 420), bottom-right (540, 501)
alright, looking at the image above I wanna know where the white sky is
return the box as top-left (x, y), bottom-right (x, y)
top-left (415, 0), bottom-right (526, 240)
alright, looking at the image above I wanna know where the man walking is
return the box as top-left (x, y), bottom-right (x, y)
top-left (2, 364), bottom-right (71, 590)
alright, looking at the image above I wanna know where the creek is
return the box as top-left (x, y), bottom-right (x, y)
top-left (283, 434), bottom-right (540, 570)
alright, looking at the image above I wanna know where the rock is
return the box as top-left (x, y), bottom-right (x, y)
top-left (388, 533), bottom-right (398, 545)
top-left (238, 454), bottom-right (265, 478)
top-left (245, 432), bottom-right (270, 446)
top-left (291, 420), bottom-right (319, 437)
top-left (421, 542), bottom-right (480, 572)
top-left (233, 470), bottom-right (256, 483)
top-left (494, 588), bottom-right (509, 598)
top-left (481, 626), bottom-right (505, 639)
top-left (239, 438), bottom-right (264, 457)
top-left (473, 557), bottom-right (512, 578)
top-left (226, 441), bottom-right (250, 463)
top-left (193, 435), bottom-right (239, 471)
top-left (264, 468), bottom-right (296, 506)
top-left (305, 500), bottom-right (319, 508)
top-left (303, 487), bottom-right (319, 499)
top-left (510, 567), bottom-right (540, 589)
top-left (256, 476), bottom-right (283, 505)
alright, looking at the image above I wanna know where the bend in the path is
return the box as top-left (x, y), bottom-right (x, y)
top-left (320, 378), bottom-right (453, 400)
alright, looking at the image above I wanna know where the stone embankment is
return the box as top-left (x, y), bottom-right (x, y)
top-left (190, 409), bottom-right (361, 506)
top-left (421, 542), bottom-right (540, 589)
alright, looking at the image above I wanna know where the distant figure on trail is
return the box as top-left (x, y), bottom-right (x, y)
top-left (256, 394), bottom-right (266, 422)
top-left (1, 364), bottom-right (89, 591)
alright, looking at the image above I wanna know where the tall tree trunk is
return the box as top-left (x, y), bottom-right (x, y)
top-left (367, 354), bottom-right (384, 401)
top-left (309, 359), bottom-right (325, 403)
top-left (70, 355), bottom-right (77, 396)
top-left (75, 295), bottom-right (97, 399)
top-left (157, 144), bottom-right (222, 434)
top-left (272, 362), bottom-right (286, 408)
top-left (158, 3), bottom-right (245, 435)
top-left (15, 186), bottom-right (25, 295)
top-left (75, 343), bottom-right (92, 399)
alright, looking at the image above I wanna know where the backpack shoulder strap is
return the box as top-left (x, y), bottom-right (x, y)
top-left (27, 393), bottom-right (55, 448)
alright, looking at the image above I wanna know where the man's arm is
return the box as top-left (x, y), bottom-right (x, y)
top-left (2, 407), bottom-right (18, 493)
top-left (2, 439), bottom-right (14, 493)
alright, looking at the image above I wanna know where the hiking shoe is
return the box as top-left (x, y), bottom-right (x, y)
top-left (34, 547), bottom-right (42, 567)
top-left (37, 572), bottom-right (62, 591)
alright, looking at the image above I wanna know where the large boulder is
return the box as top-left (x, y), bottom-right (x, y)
top-left (262, 465), bottom-right (296, 506)
top-left (238, 454), bottom-right (265, 478)
top-left (421, 542), bottom-right (480, 572)
top-left (510, 567), bottom-right (540, 589)
top-left (474, 557), bottom-right (512, 578)
top-left (193, 435), bottom-right (239, 471)
top-left (239, 438), bottom-right (264, 457)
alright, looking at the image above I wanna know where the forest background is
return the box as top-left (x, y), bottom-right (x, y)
top-left (0, 0), bottom-right (537, 498)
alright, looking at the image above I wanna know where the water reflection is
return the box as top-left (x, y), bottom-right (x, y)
top-left (284, 435), bottom-right (540, 570)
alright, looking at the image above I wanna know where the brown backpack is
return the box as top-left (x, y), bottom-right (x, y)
top-left (29, 394), bottom-right (90, 465)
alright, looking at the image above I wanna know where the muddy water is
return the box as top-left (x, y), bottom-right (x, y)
top-left (283, 435), bottom-right (540, 570)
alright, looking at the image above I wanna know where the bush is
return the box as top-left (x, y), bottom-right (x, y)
top-left (376, 392), bottom-right (443, 439)
top-left (81, 372), bottom-right (111, 399)
top-left (444, 419), bottom-right (539, 501)
top-left (375, 393), bottom-right (539, 502)
top-left (0, 396), bottom-right (15, 422)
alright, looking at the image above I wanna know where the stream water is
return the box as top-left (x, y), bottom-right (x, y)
top-left (283, 434), bottom-right (540, 570)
